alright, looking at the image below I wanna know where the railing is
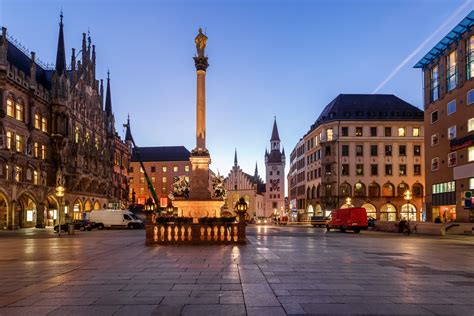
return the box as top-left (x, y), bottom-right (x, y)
top-left (145, 216), bottom-right (246, 245)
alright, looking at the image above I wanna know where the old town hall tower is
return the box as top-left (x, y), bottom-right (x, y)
top-left (265, 117), bottom-right (285, 215)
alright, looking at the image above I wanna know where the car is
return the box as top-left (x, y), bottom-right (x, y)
top-left (256, 217), bottom-right (269, 225)
top-left (326, 207), bottom-right (368, 233)
top-left (54, 220), bottom-right (93, 232)
top-left (311, 216), bottom-right (329, 227)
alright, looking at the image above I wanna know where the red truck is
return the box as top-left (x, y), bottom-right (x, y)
top-left (326, 207), bottom-right (368, 233)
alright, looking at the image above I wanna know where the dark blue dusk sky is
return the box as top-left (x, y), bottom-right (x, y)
top-left (1, 0), bottom-right (472, 177)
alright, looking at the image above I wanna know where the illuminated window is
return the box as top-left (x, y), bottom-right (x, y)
top-left (74, 127), bottom-right (80, 143)
top-left (5, 165), bottom-right (9, 180)
top-left (15, 166), bottom-right (22, 182)
top-left (162, 177), bottom-right (167, 183)
top-left (185, 176), bottom-right (189, 182)
top-left (355, 127), bottom-right (363, 137)
top-left (447, 50), bottom-right (457, 91)
top-left (447, 100), bottom-right (456, 116)
top-left (33, 170), bottom-right (39, 185)
top-left (151, 176), bottom-right (156, 183)
top-left (173, 166), bottom-right (178, 172)
top-left (41, 145), bottom-right (46, 160)
top-left (470, 178), bottom-right (474, 190)
top-left (15, 134), bottom-right (23, 153)
top-left (140, 177), bottom-right (144, 184)
top-left (6, 131), bottom-right (12, 149)
top-left (34, 142), bottom-right (39, 158)
top-left (398, 127), bottom-right (406, 137)
top-left (95, 137), bottom-right (99, 149)
top-left (85, 132), bottom-right (90, 143)
top-left (185, 166), bottom-right (190, 172)
top-left (41, 117), bottom-right (47, 132)
top-left (469, 146), bottom-right (474, 162)
top-left (140, 167), bottom-right (144, 173)
top-left (139, 188), bottom-right (144, 195)
top-left (468, 118), bottom-right (474, 132)
top-left (6, 98), bottom-right (14, 117)
top-left (15, 103), bottom-right (24, 121)
top-left (448, 126), bottom-right (456, 140)
top-left (162, 166), bottom-right (167, 172)
top-left (413, 127), bottom-right (420, 137)
top-left (327, 128), bottom-right (333, 141)
top-left (34, 113), bottom-right (41, 129)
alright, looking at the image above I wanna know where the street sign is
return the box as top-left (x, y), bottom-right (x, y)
top-left (465, 198), bottom-right (472, 209)
top-left (464, 191), bottom-right (472, 199)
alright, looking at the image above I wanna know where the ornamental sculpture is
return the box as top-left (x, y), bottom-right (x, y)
top-left (195, 28), bottom-right (207, 57)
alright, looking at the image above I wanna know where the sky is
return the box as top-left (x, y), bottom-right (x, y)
top-left (1, 0), bottom-right (473, 178)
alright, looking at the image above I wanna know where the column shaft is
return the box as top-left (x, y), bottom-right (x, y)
top-left (196, 70), bottom-right (206, 150)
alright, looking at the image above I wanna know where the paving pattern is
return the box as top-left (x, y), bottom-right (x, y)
top-left (0, 226), bottom-right (474, 315)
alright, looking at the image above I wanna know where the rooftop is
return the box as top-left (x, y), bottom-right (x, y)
top-left (414, 10), bottom-right (474, 69)
top-left (131, 146), bottom-right (190, 162)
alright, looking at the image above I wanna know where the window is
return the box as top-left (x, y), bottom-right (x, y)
top-left (356, 164), bottom-right (364, 176)
top-left (385, 127), bottom-right (392, 137)
top-left (325, 164), bottom-right (331, 175)
top-left (341, 164), bottom-right (349, 176)
top-left (468, 36), bottom-right (474, 80)
top-left (414, 164), bottom-right (421, 176)
top-left (6, 131), bottom-right (12, 150)
top-left (6, 98), bottom-right (14, 117)
top-left (33, 170), bottom-right (39, 185)
top-left (399, 145), bottom-right (406, 156)
top-left (341, 145), bottom-right (349, 156)
top-left (385, 145), bottom-right (392, 156)
top-left (341, 127), bottom-right (348, 137)
top-left (15, 103), bottom-right (24, 121)
top-left (270, 171), bottom-right (273, 176)
top-left (448, 152), bottom-right (457, 167)
top-left (41, 117), bottom-right (47, 132)
top-left (430, 65), bottom-right (439, 102)
top-left (468, 90), bottom-right (474, 105)
top-left (469, 146), bottom-right (474, 162)
top-left (431, 157), bottom-right (439, 171)
top-left (15, 134), bottom-right (23, 153)
top-left (413, 127), bottom-right (420, 137)
top-left (151, 166), bottom-right (156, 173)
top-left (185, 166), bottom-right (190, 172)
top-left (173, 166), bottom-right (178, 172)
top-left (139, 177), bottom-right (144, 184)
top-left (129, 167), bottom-right (134, 173)
top-left (356, 145), bottom-right (363, 156)
top-left (34, 114), bottom-right (41, 129)
top-left (447, 100), bottom-right (456, 116)
top-left (15, 166), bottom-right (22, 182)
top-left (431, 133), bottom-right (439, 146)
top-left (432, 181), bottom-right (455, 194)
top-left (470, 178), bottom-right (474, 190)
top-left (34, 142), bottom-right (39, 158)
top-left (327, 128), bottom-right (333, 141)
top-left (139, 167), bottom-right (144, 173)
top-left (371, 164), bottom-right (378, 176)
top-left (385, 164), bottom-right (392, 175)
top-left (468, 118), bottom-right (474, 132)
top-left (370, 145), bottom-right (378, 156)
top-left (41, 145), bottom-right (46, 160)
top-left (162, 166), bottom-right (167, 172)
top-left (355, 127), bottom-right (363, 137)
top-left (162, 176), bottom-right (167, 183)
top-left (431, 110), bottom-right (439, 124)
top-left (399, 164), bottom-right (407, 176)
top-left (74, 127), bottom-right (80, 143)
top-left (414, 145), bottom-right (421, 156)
top-left (448, 126), bottom-right (456, 140)
top-left (151, 176), bottom-right (156, 183)
top-left (325, 146), bottom-right (331, 156)
top-left (370, 127), bottom-right (377, 137)
top-left (447, 50), bottom-right (457, 91)
top-left (398, 127), bottom-right (406, 137)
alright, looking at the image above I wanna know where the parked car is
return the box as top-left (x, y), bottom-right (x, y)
top-left (311, 216), bottom-right (329, 227)
top-left (326, 207), bottom-right (368, 233)
top-left (54, 220), bottom-right (93, 232)
top-left (88, 209), bottom-right (144, 229)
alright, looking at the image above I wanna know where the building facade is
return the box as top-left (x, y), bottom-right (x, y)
top-left (0, 16), bottom-right (128, 229)
top-left (287, 138), bottom-right (306, 220)
top-left (128, 146), bottom-right (191, 208)
top-left (290, 94), bottom-right (425, 221)
top-left (415, 11), bottom-right (474, 223)
top-left (224, 150), bottom-right (266, 218)
top-left (265, 118), bottom-right (286, 217)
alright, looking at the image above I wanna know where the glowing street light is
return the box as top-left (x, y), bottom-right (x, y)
top-left (404, 190), bottom-right (412, 220)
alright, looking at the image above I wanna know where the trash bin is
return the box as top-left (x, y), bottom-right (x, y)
top-left (68, 224), bottom-right (75, 235)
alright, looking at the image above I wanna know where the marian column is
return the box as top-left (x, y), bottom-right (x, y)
top-left (190, 28), bottom-right (211, 200)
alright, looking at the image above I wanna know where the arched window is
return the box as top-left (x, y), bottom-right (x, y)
top-left (339, 182), bottom-right (351, 196)
top-left (382, 183), bottom-right (394, 197)
top-left (307, 187), bottom-right (311, 200)
top-left (368, 182), bottom-right (380, 197)
top-left (400, 203), bottom-right (417, 221)
top-left (354, 182), bottom-right (366, 197)
top-left (6, 98), bottom-right (14, 117)
top-left (361, 203), bottom-right (376, 219)
top-left (15, 101), bottom-right (24, 121)
top-left (412, 183), bottom-right (424, 197)
top-left (41, 117), bottom-right (48, 133)
top-left (34, 113), bottom-right (41, 129)
top-left (397, 182), bottom-right (409, 197)
top-left (380, 203), bottom-right (397, 221)
top-left (312, 186), bottom-right (316, 199)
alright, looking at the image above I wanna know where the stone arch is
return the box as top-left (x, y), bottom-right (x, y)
top-left (400, 203), bottom-right (417, 221)
top-left (16, 191), bottom-right (38, 228)
top-left (339, 182), bottom-right (351, 196)
top-left (73, 199), bottom-right (83, 220)
top-left (44, 195), bottom-right (60, 227)
top-left (306, 187), bottom-right (311, 200)
top-left (316, 184), bottom-right (321, 198)
top-left (307, 204), bottom-right (314, 217)
top-left (380, 203), bottom-right (397, 221)
top-left (382, 182), bottom-right (395, 197)
top-left (354, 182), bottom-right (366, 197)
top-left (0, 188), bottom-right (10, 229)
top-left (93, 201), bottom-right (101, 210)
top-left (397, 182), bottom-right (409, 197)
top-left (412, 183), bottom-right (424, 198)
top-left (361, 203), bottom-right (377, 219)
top-left (368, 182), bottom-right (380, 197)
top-left (84, 200), bottom-right (92, 212)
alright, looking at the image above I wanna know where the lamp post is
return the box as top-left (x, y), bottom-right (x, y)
top-left (235, 197), bottom-right (248, 243)
top-left (346, 197), bottom-right (352, 207)
top-left (404, 190), bottom-right (412, 221)
top-left (55, 169), bottom-right (65, 237)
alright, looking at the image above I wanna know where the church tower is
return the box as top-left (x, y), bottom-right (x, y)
top-left (265, 117), bottom-right (285, 217)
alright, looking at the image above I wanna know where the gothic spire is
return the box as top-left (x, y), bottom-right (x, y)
top-left (254, 162), bottom-right (258, 176)
top-left (55, 11), bottom-right (66, 75)
top-left (234, 148), bottom-right (238, 167)
top-left (270, 116), bottom-right (280, 142)
top-left (105, 70), bottom-right (112, 115)
top-left (124, 114), bottom-right (132, 142)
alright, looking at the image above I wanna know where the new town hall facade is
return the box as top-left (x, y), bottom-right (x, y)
top-left (0, 15), bottom-right (130, 229)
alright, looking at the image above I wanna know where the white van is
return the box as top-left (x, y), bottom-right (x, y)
top-left (89, 209), bottom-right (143, 229)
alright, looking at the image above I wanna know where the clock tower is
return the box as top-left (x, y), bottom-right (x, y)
top-left (265, 117), bottom-right (286, 217)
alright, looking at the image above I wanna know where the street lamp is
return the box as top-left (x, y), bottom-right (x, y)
top-left (404, 190), bottom-right (412, 221)
top-left (235, 197), bottom-right (248, 224)
top-left (55, 169), bottom-right (65, 237)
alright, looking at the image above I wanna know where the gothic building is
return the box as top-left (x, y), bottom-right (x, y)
top-left (265, 118), bottom-right (286, 217)
top-left (0, 14), bottom-right (129, 229)
top-left (223, 149), bottom-right (266, 218)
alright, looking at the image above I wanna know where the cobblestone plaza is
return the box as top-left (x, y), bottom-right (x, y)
top-left (0, 227), bottom-right (473, 315)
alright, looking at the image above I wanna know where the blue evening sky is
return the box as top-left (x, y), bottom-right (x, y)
top-left (1, 0), bottom-right (471, 179)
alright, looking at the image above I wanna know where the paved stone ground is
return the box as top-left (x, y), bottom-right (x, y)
top-left (0, 226), bottom-right (474, 315)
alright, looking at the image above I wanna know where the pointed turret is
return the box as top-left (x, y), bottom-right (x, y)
top-left (254, 162), bottom-right (258, 176)
top-left (55, 12), bottom-right (66, 75)
top-left (270, 116), bottom-right (280, 142)
top-left (105, 70), bottom-right (112, 115)
top-left (124, 115), bottom-right (132, 142)
top-left (234, 148), bottom-right (238, 167)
